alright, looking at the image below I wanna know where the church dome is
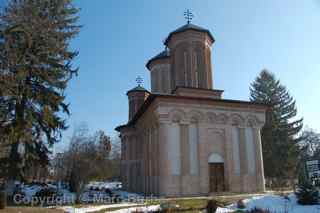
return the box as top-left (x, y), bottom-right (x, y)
top-left (126, 85), bottom-right (149, 95)
top-left (146, 49), bottom-right (170, 70)
top-left (164, 23), bottom-right (215, 45)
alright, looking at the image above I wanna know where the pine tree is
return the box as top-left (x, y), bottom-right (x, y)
top-left (295, 180), bottom-right (319, 205)
top-left (250, 70), bottom-right (303, 181)
top-left (0, 0), bottom-right (80, 181)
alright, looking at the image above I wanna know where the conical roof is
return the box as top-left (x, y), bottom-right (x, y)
top-left (164, 23), bottom-right (214, 45)
top-left (146, 49), bottom-right (170, 69)
top-left (126, 85), bottom-right (149, 95)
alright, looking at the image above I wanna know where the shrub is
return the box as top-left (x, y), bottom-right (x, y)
top-left (237, 199), bottom-right (246, 209)
top-left (206, 199), bottom-right (219, 213)
top-left (0, 191), bottom-right (6, 209)
top-left (159, 202), bottom-right (179, 213)
top-left (295, 181), bottom-right (319, 205)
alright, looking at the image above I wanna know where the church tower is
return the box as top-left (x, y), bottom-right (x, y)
top-left (147, 15), bottom-right (215, 93)
top-left (127, 77), bottom-right (150, 120)
top-left (146, 49), bottom-right (171, 94)
top-left (164, 23), bottom-right (215, 90)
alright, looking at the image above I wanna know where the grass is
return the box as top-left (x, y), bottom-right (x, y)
top-left (0, 192), bottom-right (281, 213)
top-left (86, 195), bottom-right (252, 213)
top-left (0, 207), bottom-right (64, 213)
top-left (90, 205), bottom-right (145, 213)
top-left (91, 198), bottom-right (227, 213)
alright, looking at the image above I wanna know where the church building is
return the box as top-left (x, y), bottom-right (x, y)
top-left (116, 17), bottom-right (267, 197)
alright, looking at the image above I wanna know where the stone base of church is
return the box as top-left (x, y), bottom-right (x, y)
top-left (155, 175), bottom-right (265, 197)
top-left (119, 95), bottom-right (267, 197)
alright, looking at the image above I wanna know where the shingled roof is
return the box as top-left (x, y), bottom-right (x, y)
top-left (146, 49), bottom-right (170, 70)
top-left (126, 85), bottom-right (150, 95)
top-left (164, 23), bottom-right (215, 45)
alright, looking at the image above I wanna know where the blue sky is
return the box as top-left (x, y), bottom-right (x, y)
top-left (2, 0), bottom-right (320, 152)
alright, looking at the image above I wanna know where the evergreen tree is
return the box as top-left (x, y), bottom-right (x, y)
top-left (295, 180), bottom-right (319, 205)
top-left (300, 129), bottom-right (320, 157)
top-left (0, 0), bottom-right (80, 181)
top-left (250, 70), bottom-right (303, 181)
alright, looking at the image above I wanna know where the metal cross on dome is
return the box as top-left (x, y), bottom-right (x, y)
top-left (136, 76), bottom-right (143, 86)
top-left (184, 9), bottom-right (193, 24)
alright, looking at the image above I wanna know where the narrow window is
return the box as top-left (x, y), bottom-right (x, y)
top-left (194, 52), bottom-right (199, 87)
top-left (184, 51), bottom-right (188, 86)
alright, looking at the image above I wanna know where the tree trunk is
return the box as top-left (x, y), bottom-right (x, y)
top-left (75, 182), bottom-right (84, 204)
top-left (0, 191), bottom-right (7, 209)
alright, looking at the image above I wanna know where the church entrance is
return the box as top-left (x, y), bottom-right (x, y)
top-left (208, 153), bottom-right (225, 192)
top-left (209, 163), bottom-right (225, 192)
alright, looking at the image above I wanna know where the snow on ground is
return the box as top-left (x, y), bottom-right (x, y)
top-left (107, 205), bottom-right (160, 213)
top-left (113, 190), bottom-right (145, 200)
top-left (17, 181), bottom-right (127, 204)
top-left (86, 181), bottom-right (122, 190)
top-left (215, 207), bottom-right (234, 213)
top-left (60, 203), bottom-right (140, 213)
top-left (19, 182), bottom-right (320, 213)
top-left (21, 184), bottom-right (43, 197)
top-left (216, 194), bottom-right (320, 213)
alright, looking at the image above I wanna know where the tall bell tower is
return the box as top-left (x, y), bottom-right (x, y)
top-left (164, 11), bottom-right (215, 90)
top-left (146, 11), bottom-right (216, 93)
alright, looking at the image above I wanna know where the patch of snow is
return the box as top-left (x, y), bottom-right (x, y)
top-left (218, 194), bottom-right (320, 213)
top-left (17, 182), bottom-right (149, 207)
top-left (215, 207), bottom-right (234, 213)
top-left (113, 190), bottom-right (144, 200)
top-left (108, 205), bottom-right (160, 213)
top-left (21, 184), bottom-right (43, 197)
top-left (80, 190), bottom-right (110, 203)
top-left (60, 203), bottom-right (140, 213)
top-left (86, 181), bottom-right (122, 190)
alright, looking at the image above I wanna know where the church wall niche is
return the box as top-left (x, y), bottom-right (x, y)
top-left (168, 122), bottom-right (181, 175)
top-left (150, 69), bottom-right (157, 93)
top-left (207, 129), bottom-right (225, 158)
top-left (180, 124), bottom-right (189, 176)
top-left (189, 121), bottom-right (199, 176)
top-left (173, 42), bottom-right (190, 88)
top-left (206, 112), bottom-right (217, 123)
top-left (245, 127), bottom-right (256, 175)
top-left (205, 43), bottom-right (213, 88)
top-left (161, 69), bottom-right (166, 93)
top-left (168, 108), bottom-right (186, 123)
top-left (150, 64), bottom-right (171, 94)
top-left (231, 126), bottom-right (241, 176)
top-left (155, 70), bottom-right (160, 92)
top-left (194, 43), bottom-right (207, 89)
top-left (230, 125), bottom-right (241, 192)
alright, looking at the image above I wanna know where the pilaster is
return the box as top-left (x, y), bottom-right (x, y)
top-left (253, 127), bottom-right (266, 192)
top-left (239, 127), bottom-right (248, 192)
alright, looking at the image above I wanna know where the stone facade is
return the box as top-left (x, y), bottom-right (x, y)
top-left (116, 22), bottom-right (267, 197)
top-left (119, 96), bottom-right (266, 196)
